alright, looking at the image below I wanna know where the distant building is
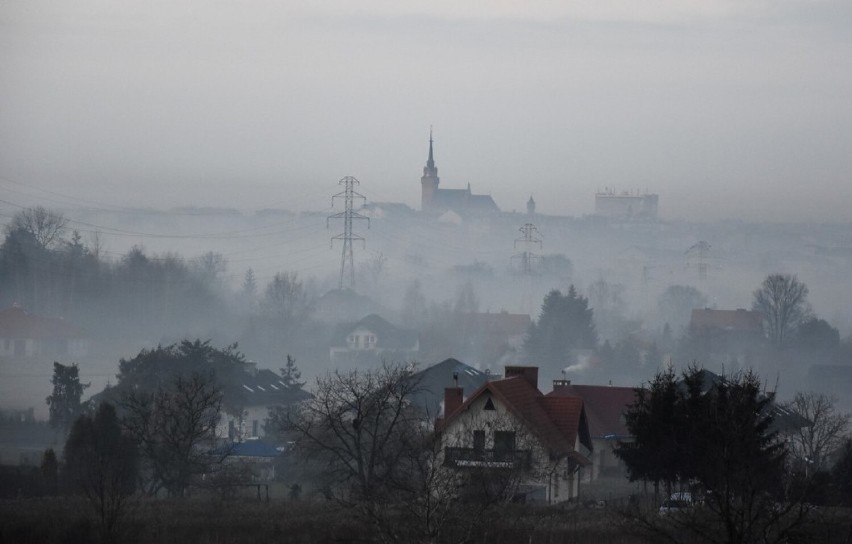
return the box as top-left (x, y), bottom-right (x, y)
top-left (329, 314), bottom-right (420, 364)
top-left (548, 381), bottom-right (637, 481)
top-left (217, 364), bottom-right (311, 442)
top-left (688, 308), bottom-right (765, 367)
top-left (420, 132), bottom-right (499, 215)
top-left (594, 189), bottom-right (658, 220)
top-left (689, 308), bottom-right (763, 337)
top-left (0, 305), bottom-right (88, 359)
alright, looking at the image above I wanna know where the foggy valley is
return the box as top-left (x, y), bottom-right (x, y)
top-left (5, 188), bottom-right (852, 416)
top-left (3, 1), bottom-right (852, 542)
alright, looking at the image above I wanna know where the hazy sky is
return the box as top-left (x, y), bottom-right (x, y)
top-left (1, 1), bottom-right (851, 222)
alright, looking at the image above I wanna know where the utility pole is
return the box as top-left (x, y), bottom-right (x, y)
top-left (512, 223), bottom-right (542, 314)
top-left (327, 176), bottom-right (370, 290)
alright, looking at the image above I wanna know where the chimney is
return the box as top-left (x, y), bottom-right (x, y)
top-left (444, 387), bottom-right (464, 418)
top-left (552, 379), bottom-right (571, 391)
top-left (504, 366), bottom-right (539, 390)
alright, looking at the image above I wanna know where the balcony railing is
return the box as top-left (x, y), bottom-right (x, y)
top-left (443, 447), bottom-right (532, 469)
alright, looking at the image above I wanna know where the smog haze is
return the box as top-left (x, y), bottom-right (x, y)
top-left (2, 0), bottom-right (852, 222)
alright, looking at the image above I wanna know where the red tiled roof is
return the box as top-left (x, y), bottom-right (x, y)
top-left (443, 374), bottom-right (589, 457)
top-left (689, 309), bottom-right (763, 333)
top-left (548, 384), bottom-right (638, 439)
top-left (0, 306), bottom-right (85, 339)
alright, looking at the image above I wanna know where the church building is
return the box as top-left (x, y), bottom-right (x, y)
top-left (420, 132), bottom-right (499, 215)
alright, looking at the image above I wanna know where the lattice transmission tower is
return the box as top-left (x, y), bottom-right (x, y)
top-left (512, 223), bottom-right (542, 274)
top-left (327, 176), bottom-right (370, 289)
top-left (512, 223), bottom-right (542, 314)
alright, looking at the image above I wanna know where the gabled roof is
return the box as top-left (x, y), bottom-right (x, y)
top-left (330, 314), bottom-right (419, 350)
top-left (548, 384), bottom-right (638, 439)
top-left (690, 309), bottom-right (763, 333)
top-left (0, 306), bottom-right (85, 339)
top-left (235, 368), bottom-right (312, 407)
top-left (443, 372), bottom-right (592, 458)
top-left (409, 358), bottom-right (490, 416)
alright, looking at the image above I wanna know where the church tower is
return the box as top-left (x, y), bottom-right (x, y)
top-left (420, 129), bottom-right (440, 211)
top-left (527, 194), bottom-right (536, 216)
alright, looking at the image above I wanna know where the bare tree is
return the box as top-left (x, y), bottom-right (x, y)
top-left (359, 251), bottom-right (388, 299)
top-left (285, 364), bottom-right (420, 502)
top-left (284, 364), bottom-right (437, 541)
top-left (284, 364), bottom-right (522, 543)
top-left (752, 273), bottom-right (811, 347)
top-left (786, 392), bottom-right (850, 472)
top-left (190, 251), bottom-right (228, 288)
top-left (121, 372), bottom-right (223, 497)
top-left (261, 271), bottom-right (310, 325)
top-left (6, 206), bottom-right (68, 249)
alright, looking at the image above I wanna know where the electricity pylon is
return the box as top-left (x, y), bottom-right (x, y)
top-left (512, 223), bottom-right (542, 314)
top-left (327, 176), bottom-right (370, 290)
top-left (512, 223), bottom-right (542, 274)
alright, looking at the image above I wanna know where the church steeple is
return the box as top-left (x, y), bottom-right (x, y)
top-left (427, 127), bottom-right (435, 169)
top-left (421, 127), bottom-right (440, 211)
top-left (527, 194), bottom-right (536, 216)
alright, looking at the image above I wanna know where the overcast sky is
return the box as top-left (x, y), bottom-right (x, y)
top-left (1, 1), bottom-right (851, 222)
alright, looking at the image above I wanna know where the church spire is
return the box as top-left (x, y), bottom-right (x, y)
top-left (427, 126), bottom-right (435, 169)
top-left (421, 126), bottom-right (440, 211)
top-left (423, 127), bottom-right (438, 179)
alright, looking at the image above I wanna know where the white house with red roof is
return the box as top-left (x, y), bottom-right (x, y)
top-left (0, 305), bottom-right (88, 359)
top-left (437, 366), bottom-right (592, 503)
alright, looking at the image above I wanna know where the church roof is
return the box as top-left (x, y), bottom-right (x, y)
top-left (421, 132), bottom-right (499, 214)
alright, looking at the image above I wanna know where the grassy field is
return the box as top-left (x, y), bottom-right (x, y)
top-left (1, 496), bottom-right (851, 544)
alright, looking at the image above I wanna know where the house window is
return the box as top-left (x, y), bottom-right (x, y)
top-left (252, 420), bottom-right (259, 437)
top-left (473, 430), bottom-right (485, 453)
top-left (483, 397), bottom-right (496, 411)
top-left (228, 420), bottom-right (236, 440)
top-left (493, 431), bottom-right (516, 459)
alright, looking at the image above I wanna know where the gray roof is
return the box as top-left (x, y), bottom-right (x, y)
top-left (408, 358), bottom-right (491, 416)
